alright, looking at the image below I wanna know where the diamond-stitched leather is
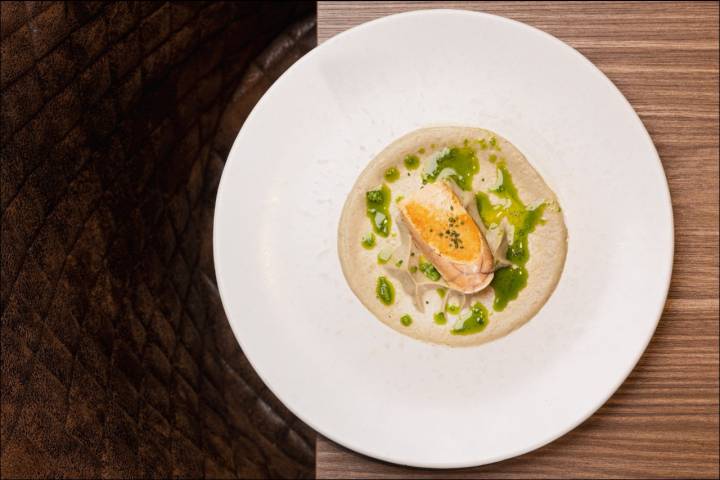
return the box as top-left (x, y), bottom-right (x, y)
top-left (1, 2), bottom-right (316, 478)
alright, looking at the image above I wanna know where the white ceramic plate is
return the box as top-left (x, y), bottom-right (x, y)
top-left (214, 10), bottom-right (673, 468)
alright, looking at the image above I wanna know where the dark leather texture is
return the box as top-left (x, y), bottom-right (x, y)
top-left (1, 2), bottom-right (316, 478)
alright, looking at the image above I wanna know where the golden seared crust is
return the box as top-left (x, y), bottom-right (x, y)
top-left (399, 183), bottom-right (482, 263)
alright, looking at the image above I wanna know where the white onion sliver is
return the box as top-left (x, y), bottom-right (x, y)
top-left (392, 219), bottom-right (412, 265)
top-left (436, 168), bottom-right (456, 182)
top-left (466, 195), bottom-right (488, 235)
top-left (377, 245), bottom-right (394, 263)
top-left (412, 281), bottom-right (447, 313)
top-left (491, 168), bottom-right (504, 191)
top-left (444, 289), bottom-right (466, 313)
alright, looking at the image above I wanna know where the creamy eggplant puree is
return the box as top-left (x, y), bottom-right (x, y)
top-left (338, 127), bottom-right (567, 346)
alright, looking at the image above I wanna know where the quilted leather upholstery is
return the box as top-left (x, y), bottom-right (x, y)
top-left (1, 2), bottom-right (316, 478)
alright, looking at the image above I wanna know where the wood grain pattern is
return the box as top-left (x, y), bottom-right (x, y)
top-left (316, 2), bottom-right (719, 478)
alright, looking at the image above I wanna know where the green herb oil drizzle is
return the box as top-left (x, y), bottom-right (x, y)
top-left (403, 154), bottom-right (420, 170)
top-left (451, 303), bottom-right (489, 335)
top-left (361, 232), bottom-right (376, 249)
top-left (384, 167), bottom-right (400, 182)
top-left (422, 146), bottom-right (479, 191)
top-left (366, 185), bottom-right (391, 237)
top-left (376, 276), bottom-right (395, 305)
top-left (418, 255), bottom-right (441, 281)
top-left (476, 163), bottom-right (546, 311)
top-left (446, 304), bottom-right (460, 315)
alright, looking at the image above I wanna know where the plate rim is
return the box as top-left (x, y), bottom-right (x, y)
top-left (213, 8), bottom-right (674, 468)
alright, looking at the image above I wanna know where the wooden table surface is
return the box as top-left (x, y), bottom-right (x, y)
top-left (316, 2), bottom-right (719, 478)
